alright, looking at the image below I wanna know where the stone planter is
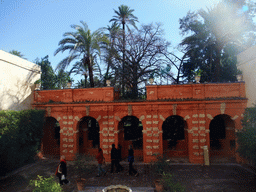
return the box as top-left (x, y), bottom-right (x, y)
top-left (154, 179), bottom-right (163, 192)
top-left (76, 178), bottom-right (86, 191)
top-left (149, 78), bottom-right (154, 85)
top-left (195, 76), bottom-right (200, 83)
top-left (102, 185), bottom-right (132, 192)
top-left (236, 74), bottom-right (243, 82)
top-left (106, 79), bottom-right (111, 87)
top-left (35, 83), bottom-right (41, 90)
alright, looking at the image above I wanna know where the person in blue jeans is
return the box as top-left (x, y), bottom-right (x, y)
top-left (128, 145), bottom-right (138, 176)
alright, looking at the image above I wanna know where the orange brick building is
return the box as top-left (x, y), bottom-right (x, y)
top-left (33, 82), bottom-right (247, 164)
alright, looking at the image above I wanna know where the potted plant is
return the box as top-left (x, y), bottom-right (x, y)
top-left (34, 79), bottom-right (42, 90)
top-left (150, 154), bottom-right (170, 192)
top-left (161, 172), bottom-right (185, 192)
top-left (236, 69), bottom-right (243, 82)
top-left (192, 69), bottom-right (203, 83)
top-left (73, 153), bottom-right (94, 191)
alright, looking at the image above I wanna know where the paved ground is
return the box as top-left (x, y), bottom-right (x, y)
top-left (0, 157), bottom-right (256, 192)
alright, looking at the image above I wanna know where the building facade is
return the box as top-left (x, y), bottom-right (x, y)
top-left (33, 82), bottom-right (247, 164)
top-left (0, 50), bottom-right (41, 110)
top-left (237, 45), bottom-right (256, 107)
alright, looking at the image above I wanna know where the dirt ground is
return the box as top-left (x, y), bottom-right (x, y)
top-left (0, 157), bottom-right (256, 192)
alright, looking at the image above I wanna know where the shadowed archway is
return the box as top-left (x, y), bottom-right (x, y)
top-left (77, 116), bottom-right (99, 156)
top-left (162, 115), bottom-right (188, 158)
top-left (118, 116), bottom-right (143, 161)
top-left (210, 114), bottom-right (236, 158)
top-left (42, 117), bottom-right (60, 157)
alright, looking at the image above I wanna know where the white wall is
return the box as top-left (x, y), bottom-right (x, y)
top-left (237, 46), bottom-right (256, 107)
top-left (0, 50), bottom-right (41, 110)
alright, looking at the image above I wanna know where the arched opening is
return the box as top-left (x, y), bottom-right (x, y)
top-left (118, 116), bottom-right (143, 161)
top-left (42, 117), bottom-right (60, 157)
top-left (162, 115), bottom-right (188, 158)
top-left (209, 114), bottom-right (235, 158)
top-left (78, 116), bottom-right (99, 156)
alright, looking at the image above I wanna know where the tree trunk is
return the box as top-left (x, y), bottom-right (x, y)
top-left (122, 23), bottom-right (125, 97)
top-left (85, 56), bottom-right (94, 87)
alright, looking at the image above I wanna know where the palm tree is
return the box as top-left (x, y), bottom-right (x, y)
top-left (110, 5), bottom-right (138, 95)
top-left (54, 21), bottom-right (108, 87)
top-left (103, 23), bottom-right (121, 86)
top-left (9, 50), bottom-right (26, 59)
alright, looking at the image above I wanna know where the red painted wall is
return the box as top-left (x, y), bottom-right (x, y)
top-left (34, 82), bottom-right (247, 164)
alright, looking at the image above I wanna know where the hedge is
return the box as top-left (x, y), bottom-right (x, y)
top-left (237, 105), bottom-right (256, 165)
top-left (0, 109), bottom-right (45, 176)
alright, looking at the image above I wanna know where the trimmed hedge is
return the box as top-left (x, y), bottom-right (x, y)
top-left (237, 105), bottom-right (256, 165)
top-left (0, 109), bottom-right (45, 176)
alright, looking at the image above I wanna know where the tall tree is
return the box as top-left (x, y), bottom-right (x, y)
top-left (179, 0), bottom-right (255, 82)
top-left (111, 23), bottom-right (169, 99)
top-left (54, 21), bottom-right (108, 87)
top-left (35, 56), bottom-right (57, 90)
top-left (110, 5), bottom-right (138, 95)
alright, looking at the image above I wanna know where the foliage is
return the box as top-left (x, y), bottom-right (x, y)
top-left (150, 154), bottom-right (170, 175)
top-left (54, 21), bottom-right (108, 88)
top-left (29, 175), bottom-right (63, 192)
top-left (192, 69), bottom-right (203, 76)
top-left (9, 50), bottom-right (26, 59)
top-left (179, 0), bottom-right (256, 82)
top-left (237, 105), bottom-right (256, 165)
top-left (34, 79), bottom-right (42, 84)
top-left (35, 56), bottom-right (57, 90)
top-left (73, 153), bottom-right (94, 179)
top-left (161, 172), bottom-right (185, 192)
top-left (109, 23), bottom-right (169, 99)
top-left (0, 110), bottom-right (45, 176)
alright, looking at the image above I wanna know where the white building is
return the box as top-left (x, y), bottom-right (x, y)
top-left (237, 45), bottom-right (256, 107)
top-left (0, 50), bottom-right (41, 110)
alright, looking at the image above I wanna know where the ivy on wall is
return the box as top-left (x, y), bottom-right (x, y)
top-left (237, 105), bottom-right (256, 165)
top-left (0, 109), bottom-right (45, 176)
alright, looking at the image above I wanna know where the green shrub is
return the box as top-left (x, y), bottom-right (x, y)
top-left (237, 105), bottom-right (256, 165)
top-left (29, 175), bottom-right (63, 192)
top-left (0, 109), bottom-right (45, 176)
top-left (161, 172), bottom-right (185, 192)
top-left (150, 154), bottom-right (170, 175)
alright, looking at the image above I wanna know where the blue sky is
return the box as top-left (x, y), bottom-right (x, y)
top-left (0, 0), bottom-right (220, 81)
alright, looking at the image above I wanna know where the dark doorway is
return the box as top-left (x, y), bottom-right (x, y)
top-left (42, 117), bottom-right (60, 157)
top-left (162, 115), bottom-right (188, 157)
top-left (78, 117), bottom-right (99, 156)
top-left (118, 116), bottom-right (143, 161)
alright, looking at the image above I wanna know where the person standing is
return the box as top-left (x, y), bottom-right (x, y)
top-left (128, 145), bottom-right (138, 176)
top-left (110, 143), bottom-right (118, 173)
top-left (55, 155), bottom-right (69, 185)
top-left (96, 148), bottom-right (106, 177)
top-left (117, 144), bottom-right (124, 172)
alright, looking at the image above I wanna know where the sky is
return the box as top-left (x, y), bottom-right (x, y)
top-left (0, 0), bottom-right (221, 82)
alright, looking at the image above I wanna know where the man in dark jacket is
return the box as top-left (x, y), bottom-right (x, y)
top-left (117, 144), bottom-right (124, 172)
top-left (55, 155), bottom-right (69, 185)
top-left (110, 144), bottom-right (118, 173)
